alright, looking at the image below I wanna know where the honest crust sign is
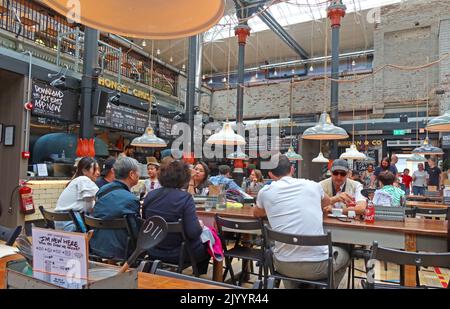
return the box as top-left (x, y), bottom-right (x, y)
top-left (31, 82), bottom-right (78, 122)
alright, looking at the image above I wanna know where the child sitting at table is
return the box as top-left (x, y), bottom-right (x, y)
top-left (374, 171), bottom-right (405, 207)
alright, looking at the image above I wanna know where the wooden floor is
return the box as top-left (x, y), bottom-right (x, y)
top-left (181, 258), bottom-right (450, 289)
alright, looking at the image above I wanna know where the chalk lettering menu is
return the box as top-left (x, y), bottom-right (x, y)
top-left (32, 82), bottom-right (78, 122)
top-left (32, 227), bottom-right (88, 289)
top-left (158, 115), bottom-right (178, 138)
top-left (94, 104), bottom-right (148, 134)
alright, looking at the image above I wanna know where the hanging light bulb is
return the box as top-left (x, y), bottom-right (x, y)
top-left (351, 59), bottom-right (356, 66)
top-left (222, 77), bottom-right (227, 83)
top-left (202, 74), bottom-right (206, 80)
top-left (169, 56), bottom-right (173, 63)
top-left (274, 70), bottom-right (278, 77)
top-left (208, 78), bottom-right (213, 84)
top-left (206, 121), bottom-right (246, 146)
top-left (284, 146), bottom-right (303, 161)
top-left (255, 72), bottom-right (259, 79)
top-left (141, 40), bottom-right (147, 47)
top-left (312, 152), bottom-right (329, 163)
top-left (309, 64), bottom-right (314, 72)
top-left (339, 144), bottom-right (367, 160)
top-left (156, 48), bottom-right (161, 55)
top-left (291, 68), bottom-right (295, 74)
top-left (302, 112), bottom-right (349, 140)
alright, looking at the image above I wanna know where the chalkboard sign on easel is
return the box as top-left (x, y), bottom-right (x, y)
top-left (31, 82), bottom-right (78, 122)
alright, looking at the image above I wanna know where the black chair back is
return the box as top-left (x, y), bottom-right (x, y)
top-left (0, 225), bottom-right (22, 246)
top-left (38, 205), bottom-right (82, 232)
top-left (263, 225), bottom-right (334, 288)
top-left (413, 207), bottom-right (450, 220)
top-left (364, 241), bottom-right (450, 289)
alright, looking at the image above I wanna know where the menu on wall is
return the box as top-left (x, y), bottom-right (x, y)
top-left (158, 115), bottom-right (178, 138)
top-left (94, 103), bottom-right (149, 134)
top-left (31, 82), bottom-right (78, 122)
top-left (32, 227), bottom-right (88, 289)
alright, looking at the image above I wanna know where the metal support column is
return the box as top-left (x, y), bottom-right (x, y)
top-left (79, 27), bottom-right (99, 139)
top-left (186, 35), bottom-right (198, 153)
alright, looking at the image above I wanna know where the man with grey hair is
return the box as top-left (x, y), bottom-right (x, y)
top-left (90, 157), bottom-right (141, 260)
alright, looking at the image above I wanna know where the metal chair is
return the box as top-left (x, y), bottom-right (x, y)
top-left (146, 218), bottom-right (200, 277)
top-left (215, 215), bottom-right (267, 287)
top-left (362, 241), bottom-right (450, 289)
top-left (84, 214), bottom-right (137, 263)
top-left (38, 205), bottom-right (84, 232)
top-left (264, 225), bottom-right (334, 289)
top-left (0, 224), bottom-right (22, 246)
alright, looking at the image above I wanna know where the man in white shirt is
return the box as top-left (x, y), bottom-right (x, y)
top-left (253, 155), bottom-right (349, 288)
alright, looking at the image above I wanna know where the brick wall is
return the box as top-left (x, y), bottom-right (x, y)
top-left (209, 0), bottom-right (449, 120)
top-left (438, 18), bottom-right (450, 113)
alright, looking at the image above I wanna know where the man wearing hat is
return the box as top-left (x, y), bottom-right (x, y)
top-left (320, 159), bottom-right (366, 215)
top-left (95, 157), bottom-right (116, 188)
top-left (144, 157), bottom-right (161, 194)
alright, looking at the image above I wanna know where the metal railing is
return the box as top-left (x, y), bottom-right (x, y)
top-left (0, 0), bottom-right (178, 97)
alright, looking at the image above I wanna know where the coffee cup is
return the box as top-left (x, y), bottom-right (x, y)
top-left (347, 210), bottom-right (356, 218)
top-left (332, 208), bottom-right (343, 217)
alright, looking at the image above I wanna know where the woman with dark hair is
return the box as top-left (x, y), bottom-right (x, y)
top-left (370, 157), bottom-right (397, 188)
top-left (373, 171), bottom-right (405, 206)
top-left (54, 157), bottom-right (99, 231)
top-left (246, 169), bottom-right (265, 197)
top-left (188, 161), bottom-right (211, 196)
top-left (142, 160), bottom-right (210, 274)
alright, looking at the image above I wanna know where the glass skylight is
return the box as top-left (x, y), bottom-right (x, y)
top-left (205, 0), bottom-right (403, 42)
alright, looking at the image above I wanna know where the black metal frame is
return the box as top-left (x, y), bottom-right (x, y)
top-left (263, 225), bottom-right (334, 289)
top-left (0, 224), bottom-right (22, 246)
top-left (38, 205), bottom-right (83, 232)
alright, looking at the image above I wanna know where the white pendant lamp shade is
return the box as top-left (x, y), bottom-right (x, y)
top-left (206, 122), bottom-right (246, 146)
top-left (284, 146), bottom-right (303, 161)
top-left (412, 138), bottom-right (444, 155)
top-left (227, 146), bottom-right (248, 160)
top-left (312, 152), bottom-right (329, 163)
top-left (426, 111), bottom-right (450, 132)
top-left (340, 144), bottom-right (367, 160)
top-left (41, 0), bottom-right (225, 40)
top-left (131, 126), bottom-right (167, 148)
top-left (406, 153), bottom-right (427, 162)
top-left (302, 112), bottom-right (349, 140)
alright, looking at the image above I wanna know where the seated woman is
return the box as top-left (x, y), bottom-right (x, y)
top-left (188, 161), bottom-right (211, 196)
top-left (142, 160), bottom-right (210, 274)
top-left (245, 169), bottom-right (265, 197)
top-left (54, 157), bottom-right (99, 231)
top-left (373, 171), bottom-right (405, 207)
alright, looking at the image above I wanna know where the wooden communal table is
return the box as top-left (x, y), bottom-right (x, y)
top-left (323, 216), bottom-right (448, 287)
top-left (405, 200), bottom-right (448, 209)
top-left (407, 195), bottom-right (443, 202)
top-left (138, 272), bottom-right (228, 289)
top-left (197, 206), bottom-right (256, 282)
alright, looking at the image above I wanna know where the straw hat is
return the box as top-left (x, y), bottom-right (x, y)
top-left (146, 156), bottom-right (160, 167)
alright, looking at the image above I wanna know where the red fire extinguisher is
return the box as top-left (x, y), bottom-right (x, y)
top-left (18, 180), bottom-right (35, 215)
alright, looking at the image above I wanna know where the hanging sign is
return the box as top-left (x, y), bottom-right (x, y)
top-left (32, 227), bottom-right (88, 289)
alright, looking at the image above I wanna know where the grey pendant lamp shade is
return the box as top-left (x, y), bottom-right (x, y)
top-left (131, 126), bottom-right (167, 148)
top-left (227, 146), bottom-right (248, 160)
top-left (206, 122), bottom-right (246, 146)
top-left (339, 144), bottom-right (367, 160)
top-left (302, 112), bottom-right (349, 140)
top-left (412, 138), bottom-right (444, 155)
top-left (312, 152), bottom-right (329, 163)
top-left (40, 0), bottom-right (225, 40)
top-left (406, 153), bottom-right (427, 162)
top-left (284, 146), bottom-right (303, 161)
top-left (426, 111), bottom-right (450, 132)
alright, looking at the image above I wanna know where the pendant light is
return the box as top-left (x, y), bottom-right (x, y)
top-left (406, 153), bottom-right (427, 162)
top-left (284, 79), bottom-right (303, 161)
top-left (131, 41), bottom-right (166, 148)
top-left (206, 121), bottom-right (246, 146)
top-left (340, 144), bottom-right (367, 160)
top-left (302, 18), bottom-right (348, 141)
top-left (426, 110), bottom-right (450, 132)
top-left (413, 62), bottom-right (443, 155)
top-left (41, 0), bottom-right (224, 40)
top-left (312, 141), bottom-right (329, 163)
top-left (227, 146), bottom-right (248, 160)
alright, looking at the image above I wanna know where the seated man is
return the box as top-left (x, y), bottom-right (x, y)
top-left (253, 154), bottom-right (349, 289)
top-left (320, 159), bottom-right (367, 216)
top-left (209, 165), bottom-right (245, 193)
top-left (90, 157), bottom-right (141, 260)
top-left (373, 171), bottom-right (405, 207)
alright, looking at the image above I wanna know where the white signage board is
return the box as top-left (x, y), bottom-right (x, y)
top-left (32, 227), bottom-right (88, 289)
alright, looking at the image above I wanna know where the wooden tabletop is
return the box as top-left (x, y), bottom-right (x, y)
top-left (197, 206), bottom-right (255, 220)
top-left (138, 272), bottom-right (228, 289)
top-left (0, 254), bottom-right (24, 289)
top-left (406, 201), bottom-right (448, 209)
top-left (407, 195), bottom-right (443, 201)
top-left (323, 216), bottom-right (448, 237)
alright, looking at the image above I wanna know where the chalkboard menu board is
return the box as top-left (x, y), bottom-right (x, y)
top-left (158, 115), bottom-right (178, 138)
top-left (355, 149), bottom-right (378, 172)
top-left (31, 82), bottom-right (78, 122)
top-left (94, 103), bottom-right (149, 134)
